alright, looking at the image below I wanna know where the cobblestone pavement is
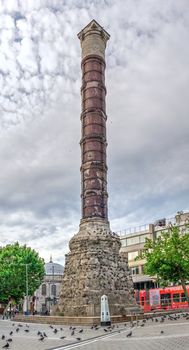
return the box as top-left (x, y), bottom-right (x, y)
top-left (0, 314), bottom-right (189, 350)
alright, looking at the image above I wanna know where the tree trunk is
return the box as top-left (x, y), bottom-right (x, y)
top-left (180, 278), bottom-right (189, 306)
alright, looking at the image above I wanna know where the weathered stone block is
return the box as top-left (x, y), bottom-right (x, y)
top-left (58, 219), bottom-right (139, 316)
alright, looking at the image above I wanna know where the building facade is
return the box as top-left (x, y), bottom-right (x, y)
top-left (34, 258), bottom-right (64, 314)
top-left (119, 211), bottom-right (189, 290)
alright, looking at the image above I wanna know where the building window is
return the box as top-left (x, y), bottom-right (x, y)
top-left (41, 284), bottom-right (46, 296)
top-left (128, 251), bottom-right (139, 261)
top-left (155, 231), bottom-right (162, 238)
top-left (130, 266), bottom-right (139, 275)
top-left (51, 284), bottom-right (56, 296)
top-left (121, 239), bottom-right (127, 247)
top-left (139, 234), bottom-right (150, 243)
top-left (126, 236), bottom-right (139, 246)
top-left (140, 265), bottom-right (145, 274)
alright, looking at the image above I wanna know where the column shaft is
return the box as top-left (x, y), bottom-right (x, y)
top-left (80, 55), bottom-right (108, 219)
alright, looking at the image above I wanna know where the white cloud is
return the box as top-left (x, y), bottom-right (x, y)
top-left (0, 0), bottom-right (188, 264)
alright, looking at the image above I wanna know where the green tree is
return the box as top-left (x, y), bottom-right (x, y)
top-left (139, 223), bottom-right (189, 304)
top-left (0, 242), bottom-right (45, 304)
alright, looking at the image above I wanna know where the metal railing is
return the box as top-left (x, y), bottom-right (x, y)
top-left (117, 224), bottom-right (150, 237)
top-left (116, 215), bottom-right (186, 237)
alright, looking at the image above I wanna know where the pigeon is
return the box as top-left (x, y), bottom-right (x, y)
top-left (1, 335), bottom-right (5, 340)
top-left (126, 331), bottom-right (132, 337)
top-left (104, 329), bottom-right (108, 332)
top-left (71, 330), bottom-right (75, 336)
top-left (43, 332), bottom-right (47, 337)
top-left (60, 336), bottom-right (66, 339)
top-left (53, 329), bottom-right (58, 334)
top-left (16, 328), bottom-right (19, 333)
top-left (24, 329), bottom-right (29, 332)
top-left (79, 329), bottom-right (83, 333)
top-left (37, 331), bottom-right (42, 336)
top-left (161, 330), bottom-right (164, 334)
top-left (169, 315), bottom-right (177, 321)
top-left (9, 331), bottom-right (13, 336)
top-left (49, 325), bottom-right (54, 329)
top-left (76, 337), bottom-right (81, 341)
top-left (60, 328), bottom-right (63, 331)
top-left (2, 344), bottom-right (9, 349)
top-left (6, 339), bottom-right (12, 342)
top-left (39, 336), bottom-right (44, 341)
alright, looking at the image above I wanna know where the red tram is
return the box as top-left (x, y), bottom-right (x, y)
top-left (135, 285), bottom-right (189, 312)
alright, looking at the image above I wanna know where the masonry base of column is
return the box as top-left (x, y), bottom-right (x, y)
top-left (57, 218), bottom-right (140, 317)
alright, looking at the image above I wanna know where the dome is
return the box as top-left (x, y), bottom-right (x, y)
top-left (45, 259), bottom-right (64, 275)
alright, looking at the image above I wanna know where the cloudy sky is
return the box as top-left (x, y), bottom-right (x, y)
top-left (0, 0), bottom-right (188, 265)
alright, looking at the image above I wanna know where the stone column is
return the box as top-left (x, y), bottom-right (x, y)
top-left (58, 20), bottom-right (140, 318)
top-left (78, 20), bottom-right (109, 221)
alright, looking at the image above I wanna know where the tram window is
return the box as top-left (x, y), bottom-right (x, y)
top-left (173, 293), bottom-right (180, 302)
top-left (146, 290), bottom-right (150, 305)
top-left (181, 293), bottom-right (186, 302)
top-left (160, 293), bottom-right (171, 306)
top-left (141, 297), bottom-right (145, 306)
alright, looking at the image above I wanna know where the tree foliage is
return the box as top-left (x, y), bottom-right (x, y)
top-left (0, 242), bottom-right (45, 304)
top-left (139, 223), bottom-right (189, 303)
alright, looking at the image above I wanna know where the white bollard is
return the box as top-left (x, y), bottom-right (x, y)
top-left (101, 295), bottom-right (111, 326)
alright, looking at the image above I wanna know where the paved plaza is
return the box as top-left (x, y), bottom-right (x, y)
top-left (0, 314), bottom-right (189, 350)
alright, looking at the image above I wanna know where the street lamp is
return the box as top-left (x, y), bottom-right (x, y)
top-left (20, 263), bottom-right (30, 315)
top-left (25, 264), bottom-right (29, 315)
top-left (52, 265), bottom-right (55, 304)
top-left (13, 262), bottom-right (31, 315)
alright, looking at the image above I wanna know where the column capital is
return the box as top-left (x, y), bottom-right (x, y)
top-left (77, 19), bottom-right (110, 60)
